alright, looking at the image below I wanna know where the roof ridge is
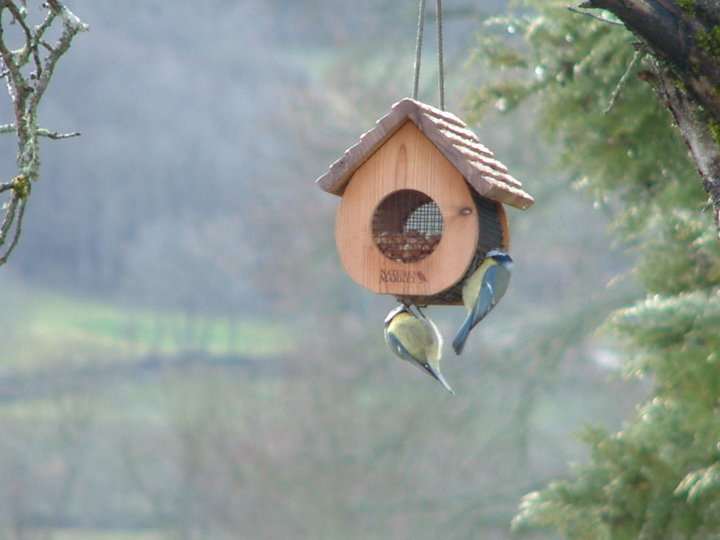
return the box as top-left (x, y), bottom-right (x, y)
top-left (316, 99), bottom-right (534, 210)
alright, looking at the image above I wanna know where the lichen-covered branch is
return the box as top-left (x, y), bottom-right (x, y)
top-left (580, 0), bottom-right (720, 239)
top-left (650, 59), bottom-right (720, 235)
top-left (0, 1), bottom-right (87, 266)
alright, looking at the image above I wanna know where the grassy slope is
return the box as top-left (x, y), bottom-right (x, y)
top-left (0, 274), bottom-right (294, 375)
top-left (0, 275), bottom-right (296, 536)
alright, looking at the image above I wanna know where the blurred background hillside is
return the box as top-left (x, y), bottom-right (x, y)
top-left (0, 1), bottom-right (647, 538)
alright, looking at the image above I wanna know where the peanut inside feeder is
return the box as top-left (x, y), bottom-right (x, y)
top-left (372, 189), bottom-right (444, 264)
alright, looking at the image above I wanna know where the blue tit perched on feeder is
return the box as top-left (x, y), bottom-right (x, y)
top-left (452, 248), bottom-right (513, 355)
top-left (384, 304), bottom-right (454, 394)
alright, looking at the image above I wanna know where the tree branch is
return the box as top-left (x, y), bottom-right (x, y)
top-left (0, 1), bottom-right (86, 268)
top-left (0, 122), bottom-right (80, 138)
top-left (6, 2), bottom-right (42, 77)
top-left (651, 61), bottom-right (720, 237)
top-left (38, 128), bottom-right (81, 139)
top-left (0, 191), bottom-right (27, 265)
top-left (578, 0), bottom-right (720, 239)
top-left (581, 0), bottom-right (720, 120)
top-left (566, 6), bottom-right (625, 25)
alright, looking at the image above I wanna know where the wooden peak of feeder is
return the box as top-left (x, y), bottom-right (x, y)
top-left (315, 98), bottom-right (534, 210)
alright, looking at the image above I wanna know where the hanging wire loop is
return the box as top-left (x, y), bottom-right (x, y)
top-left (413, 0), bottom-right (426, 101)
top-left (436, 0), bottom-right (445, 110)
top-left (412, 0), bottom-right (446, 110)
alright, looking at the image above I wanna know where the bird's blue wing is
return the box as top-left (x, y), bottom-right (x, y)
top-left (469, 264), bottom-right (499, 327)
top-left (387, 332), bottom-right (418, 365)
top-left (453, 259), bottom-right (511, 355)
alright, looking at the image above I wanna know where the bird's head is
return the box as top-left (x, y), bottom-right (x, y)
top-left (485, 248), bottom-right (513, 268)
top-left (384, 304), bottom-right (410, 327)
top-left (422, 361), bottom-right (455, 395)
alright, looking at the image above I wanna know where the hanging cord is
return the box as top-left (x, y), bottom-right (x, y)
top-left (436, 0), bottom-right (445, 110)
top-left (411, 0), bottom-right (446, 110)
top-left (412, 0), bottom-right (426, 101)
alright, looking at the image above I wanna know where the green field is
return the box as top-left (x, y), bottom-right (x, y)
top-left (51, 530), bottom-right (161, 540)
top-left (0, 276), bottom-right (295, 374)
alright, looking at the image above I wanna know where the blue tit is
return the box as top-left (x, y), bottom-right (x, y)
top-left (452, 248), bottom-right (513, 355)
top-left (384, 304), bottom-right (454, 394)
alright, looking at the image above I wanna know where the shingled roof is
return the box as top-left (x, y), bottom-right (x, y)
top-left (315, 98), bottom-right (534, 210)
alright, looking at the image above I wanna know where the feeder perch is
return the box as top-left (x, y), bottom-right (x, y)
top-left (316, 98), bottom-right (534, 305)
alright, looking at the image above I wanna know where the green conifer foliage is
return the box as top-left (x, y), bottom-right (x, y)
top-left (470, 1), bottom-right (720, 537)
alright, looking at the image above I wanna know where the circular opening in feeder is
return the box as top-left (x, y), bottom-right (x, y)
top-left (372, 189), bottom-right (444, 264)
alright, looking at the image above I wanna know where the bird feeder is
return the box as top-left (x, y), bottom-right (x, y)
top-left (316, 98), bottom-right (534, 305)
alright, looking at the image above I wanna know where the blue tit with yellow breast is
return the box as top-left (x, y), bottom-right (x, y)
top-left (452, 248), bottom-right (513, 355)
top-left (384, 304), bottom-right (454, 394)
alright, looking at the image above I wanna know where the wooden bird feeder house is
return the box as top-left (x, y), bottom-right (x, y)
top-left (316, 98), bottom-right (534, 305)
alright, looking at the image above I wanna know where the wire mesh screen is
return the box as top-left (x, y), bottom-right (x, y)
top-left (419, 191), bottom-right (506, 305)
top-left (372, 189), bottom-right (444, 263)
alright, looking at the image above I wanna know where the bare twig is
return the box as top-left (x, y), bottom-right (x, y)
top-left (38, 128), bottom-right (81, 139)
top-left (0, 123), bottom-right (79, 138)
top-left (0, 196), bottom-right (26, 265)
top-left (6, 2), bottom-right (41, 76)
top-left (604, 50), bottom-right (643, 114)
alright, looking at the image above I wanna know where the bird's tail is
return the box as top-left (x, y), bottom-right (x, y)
top-left (452, 315), bottom-right (472, 355)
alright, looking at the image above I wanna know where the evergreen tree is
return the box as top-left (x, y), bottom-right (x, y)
top-left (469, 1), bottom-right (720, 537)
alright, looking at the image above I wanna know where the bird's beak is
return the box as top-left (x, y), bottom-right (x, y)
top-left (423, 364), bottom-right (455, 395)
